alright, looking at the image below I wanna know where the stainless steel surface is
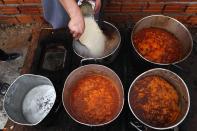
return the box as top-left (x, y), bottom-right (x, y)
top-left (128, 68), bottom-right (190, 130)
top-left (131, 15), bottom-right (193, 65)
top-left (62, 64), bottom-right (124, 126)
top-left (3, 74), bottom-right (56, 126)
top-left (73, 21), bottom-right (121, 64)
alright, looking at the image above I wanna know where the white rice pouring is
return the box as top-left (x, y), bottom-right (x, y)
top-left (79, 17), bottom-right (106, 58)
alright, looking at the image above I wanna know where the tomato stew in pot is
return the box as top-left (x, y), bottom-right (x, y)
top-left (133, 27), bottom-right (183, 64)
top-left (69, 74), bottom-right (121, 124)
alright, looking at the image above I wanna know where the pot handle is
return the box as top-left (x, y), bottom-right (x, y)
top-left (54, 102), bottom-right (62, 113)
top-left (171, 64), bottom-right (184, 71)
top-left (170, 64), bottom-right (190, 74)
top-left (129, 121), bottom-right (147, 131)
top-left (0, 82), bottom-right (9, 96)
top-left (80, 58), bottom-right (97, 66)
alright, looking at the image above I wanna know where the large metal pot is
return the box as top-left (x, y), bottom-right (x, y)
top-left (131, 15), bottom-right (193, 65)
top-left (62, 64), bottom-right (124, 126)
top-left (73, 21), bottom-right (121, 64)
top-left (128, 68), bottom-right (190, 130)
top-left (4, 74), bottom-right (56, 126)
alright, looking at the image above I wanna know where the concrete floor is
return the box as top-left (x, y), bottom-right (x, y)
top-left (0, 24), bottom-right (37, 129)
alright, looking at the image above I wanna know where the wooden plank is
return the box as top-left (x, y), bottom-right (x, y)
top-left (20, 26), bottom-right (41, 74)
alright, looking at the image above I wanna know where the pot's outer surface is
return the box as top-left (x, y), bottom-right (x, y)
top-left (62, 64), bottom-right (124, 126)
top-left (128, 68), bottom-right (190, 130)
top-left (131, 15), bottom-right (193, 65)
top-left (73, 21), bottom-right (121, 64)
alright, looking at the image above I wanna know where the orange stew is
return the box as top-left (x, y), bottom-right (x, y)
top-left (133, 27), bottom-right (183, 63)
top-left (70, 74), bottom-right (120, 124)
top-left (130, 76), bottom-right (180, 127)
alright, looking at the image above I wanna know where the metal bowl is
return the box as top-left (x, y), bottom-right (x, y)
top-left (3, 74), bottom-right (56, 126)
top-left (128, 68), bottom-right (190, 130)
top-left (62, 64), bottom-right (124, 126)
top-left (131, 15), bottom-right (193, 65)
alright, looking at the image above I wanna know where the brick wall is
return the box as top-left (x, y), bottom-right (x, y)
top-left (0, 0), bottom-right (197, 26)
top-left (0, 0), bottom-right (44, 24)
top-left (103, 0), bottom-right (197, 26)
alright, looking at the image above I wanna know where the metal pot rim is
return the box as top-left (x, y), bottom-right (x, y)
top-left (62, 64), bottom-right (124, 126)
top-left (3, 74), bottom-right (57, 126)
top-left (131, 15), bottom-right (193, 65)
top-left (127, 68), bottom-right (190, 130)
top-left (73, 20), bottom-right (121, 60)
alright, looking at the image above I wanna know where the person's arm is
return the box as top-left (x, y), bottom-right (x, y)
top-left (94, 0), bottom-right (101, 14)
top-left (59, 0), bottom-right (85, 39)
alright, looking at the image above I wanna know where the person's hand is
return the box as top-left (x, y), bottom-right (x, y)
top-left (68, 12), bottom-right (85, 40)
top-left (59, 0), bottom-right (85, 39)
top-left (94, 0), bottom-right (101, 14)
